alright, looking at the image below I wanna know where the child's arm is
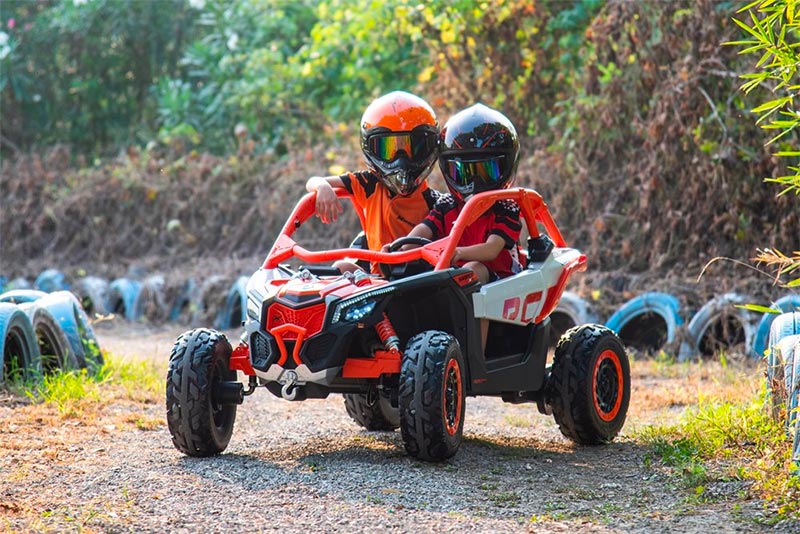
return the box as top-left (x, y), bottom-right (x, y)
top-left (407, 223), bottom-right (434, 240)
top-left (382, 223), bottom-right (433, 252)
top-left (452, 234), bottom-right (506, 264)
top-left (306, 176), bottom-right (345, 224)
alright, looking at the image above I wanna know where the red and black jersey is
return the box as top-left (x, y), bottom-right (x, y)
top-left (340, 171), bottom-right (439, 253)
top-left (422, 194), bottom-right (522, 279)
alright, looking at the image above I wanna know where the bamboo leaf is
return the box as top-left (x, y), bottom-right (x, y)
top-left (751, 97), bottom-right (793, 113)
top-left (736, 304), bottom-right (781, 314)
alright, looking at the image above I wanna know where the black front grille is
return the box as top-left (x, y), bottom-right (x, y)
top-left (250, 330), bottom-right (279, 371)
top-left (303, 333), bottom-right (336, 364)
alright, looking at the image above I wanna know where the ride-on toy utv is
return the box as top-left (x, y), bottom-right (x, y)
top-left (166, 187), bottom-right (631, 461)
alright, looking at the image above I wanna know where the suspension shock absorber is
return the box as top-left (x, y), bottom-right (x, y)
top-left (375, 313), bottom-right (400, 352)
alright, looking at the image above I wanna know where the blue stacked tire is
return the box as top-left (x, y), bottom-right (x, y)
top-left (605, 292), bottom-right (683, 355)
top-left (0, 302), bottom-right (42, 385)
top-left (107, 278), bottom-right (143, 321)
top-left (0, 289), bottom-right (49, 304)
top-left (191, 276), bottom-right (231, 326)
top-left (18, 302), bottom-right (79, 373)
top-left (764, 312), bottom-right (800, 471)
top-left (132, 275), bottom-right (168, 323)
top-left (169, 278), bottom-right (197, 323)
top-left (5, 277), bottom-right (32, 291)
top-left (788, 337), bottom-right (800, 469)
top-left (765, 312), bottom-right (800, 419)
top-left (677, 293), bottom-right (759, 362)
top-left (34, 269), bottom-right (70, 293)
top-left (549, 291), bottom-right (597, 348)
top-left (73, 276), bottom-right (110, 317)
top-left (752, 294), bottom-right (800, 359)
top-left (38, 291), bottom-right (103, 370)
top-left (215, 276), bottom-right (249, 330)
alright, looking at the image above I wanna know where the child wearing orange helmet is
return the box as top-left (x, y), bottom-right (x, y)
top-left (305, 91), bottom-right (441, 272)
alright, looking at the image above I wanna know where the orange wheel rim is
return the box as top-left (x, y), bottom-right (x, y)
top-left (443, 358), bottom-right (463, 436)
top-left (593, 349), bottom-right (623, 422)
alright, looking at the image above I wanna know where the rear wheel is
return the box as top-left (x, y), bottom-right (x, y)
top-left (399, 331), bottom-right (465, 461)
top-left (166, 328), bottom-right (237, 456)
top-left (547, 324), bottom-right (630, 444)
top-left (344, 391), bottom-right (400, 431)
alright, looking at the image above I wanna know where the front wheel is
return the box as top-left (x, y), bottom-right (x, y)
top-left (546, 324), bottom-right (630, 444)
top-left (399, 331), bottom-right (465, 461)
top-left (166, 328), bottom-right (237, 456)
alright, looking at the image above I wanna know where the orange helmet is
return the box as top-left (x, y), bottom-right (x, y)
top-left (360, 91), bottom-right (439, 196)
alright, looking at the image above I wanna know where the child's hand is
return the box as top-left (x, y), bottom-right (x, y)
top-left (314, 182), bottom-right (343, 224)
top-left (451, 247), bottom-right (464, 265)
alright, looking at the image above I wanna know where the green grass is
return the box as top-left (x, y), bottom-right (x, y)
top-left (636, 390), bottom-right (800, 520)
top-left (21, 354), bottom-right (163, 413)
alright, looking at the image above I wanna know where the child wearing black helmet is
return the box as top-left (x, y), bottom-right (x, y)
top-left (402, 103), bottom-right (523, 284)
top-left (305, 91), bottom-right (441, 272)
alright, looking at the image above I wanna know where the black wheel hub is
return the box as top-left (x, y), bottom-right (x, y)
top-left (595, 359), bottom-right (619, 415)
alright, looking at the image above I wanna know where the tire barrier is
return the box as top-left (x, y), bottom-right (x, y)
top-left (34, 268), bottom-right (70, 293)
top-left (132, 275), bottom-right (169, 324)
top-left (549, 291), bottom-right (597, 347)
top-left (677, 293), bottom-right (759, 362)
top-left (39, 291), bottom-right (104, 370)
top-left (73, 276), bottom-right (110, 317)
top-left (605, 292), bottom-right (684, 354)
top-left (764, 312), bottom-right (800, 470)
top-left (788, 338), bottom-right (800, 468)
top-left (191, 275), bottom-right (232, 325)
top-left (18, 302), bottom-right (79, 373)
top-left (0, 302), bottom-right (42, 385)
top-left (107, 278), bottom-right (143, 321)
top-left (215, 276), bottom-right (249, 330)
top-left (779, 336), bottom-right (800, 434)
top-left (5, 277), bottom-right (32, 291)
top-left (169, 278), bottom-right (197, 323)
top-left (752, 294), bottom-right (800, 359)
top-left (0, 289), bottom-right (49, 304)
top-left (765, 312), bottom-right (800, 423)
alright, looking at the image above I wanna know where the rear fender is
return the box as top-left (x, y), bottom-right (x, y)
top-left (472, 248), bottom-right (586, 326)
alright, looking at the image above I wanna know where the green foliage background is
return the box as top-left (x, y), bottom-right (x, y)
top-left (1, 0), bottom-right (606, 154)
top-left (1, 0), bottom-right (798, 279)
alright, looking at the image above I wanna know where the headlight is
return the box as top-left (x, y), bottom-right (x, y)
top-left (343, 300), bottom-right (376, 322)
top-left (331, 286), bottom-right (394, 324)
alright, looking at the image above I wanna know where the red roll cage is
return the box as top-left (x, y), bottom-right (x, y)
top-left (263, 187), bottom-right (571, 272)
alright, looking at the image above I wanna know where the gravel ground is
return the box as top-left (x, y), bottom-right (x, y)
top-left (1, 323), bottom-right (799, 533)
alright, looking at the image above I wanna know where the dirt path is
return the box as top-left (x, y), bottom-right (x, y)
top-left (1, 323), bottom-right (797, 533)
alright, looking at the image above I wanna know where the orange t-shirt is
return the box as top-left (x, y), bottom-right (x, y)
top-left (340, 171), bottom-right (440, 252)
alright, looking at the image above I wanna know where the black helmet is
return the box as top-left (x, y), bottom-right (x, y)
top-left (360, 91), bottom-right (440, 196)
top-left (439, 103), bottom-right (519, 202)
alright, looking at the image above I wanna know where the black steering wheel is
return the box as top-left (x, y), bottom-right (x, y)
top-left (379, 236), bottom-right (433, 279)
top-left (386, 236), bottom-right (432, 253)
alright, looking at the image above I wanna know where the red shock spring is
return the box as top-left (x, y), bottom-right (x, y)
top-left (375, 313), bottom-right (400, 352)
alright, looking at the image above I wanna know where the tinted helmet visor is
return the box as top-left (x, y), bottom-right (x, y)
top-left (443, 155), bottom-right (507, 189)
top-left (366, 126), bottom-right (438, 163)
